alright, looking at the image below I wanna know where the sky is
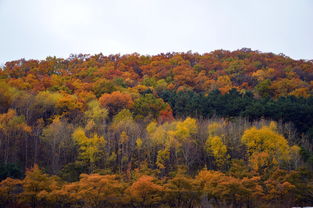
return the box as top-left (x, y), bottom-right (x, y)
top-left (0, 0), bottom-right (312, 64)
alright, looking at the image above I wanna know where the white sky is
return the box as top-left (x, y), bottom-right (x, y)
top-left (0, 0), bottom-right (312, 64)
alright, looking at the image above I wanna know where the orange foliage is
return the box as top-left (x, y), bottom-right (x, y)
top-left (99, 91), bottom-right (133, 115)
top-left (127, 175), bottom-right (163, 207)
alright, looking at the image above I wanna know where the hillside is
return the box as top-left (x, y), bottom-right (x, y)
top-left (1, 49), bottom-right (313, 207)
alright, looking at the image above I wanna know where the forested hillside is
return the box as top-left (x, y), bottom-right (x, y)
top-left (1, 49), bottom-right (313, 207)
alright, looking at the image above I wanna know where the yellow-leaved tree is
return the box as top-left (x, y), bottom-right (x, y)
top-left (206, 136), bottom-right (229, 169)
top-left (241, 122), bottom-right (300, 173)
top-left (147, 117), bottom-right (197, 171)
top-left (170, 117), bottom-right (197, 144)
top-left (84, 100), bottom-right (108, 135)
top-left (72, 128), bottom-right (105, 172)
top-left (168, 117), bottom-right (198, 170)
top-left (205, 121), bottom-right (229, 169)
top-left (146, 121), bottom-right (176, 171)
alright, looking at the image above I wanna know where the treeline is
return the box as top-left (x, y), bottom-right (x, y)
top-left (1, 49), bottom-right (313, 207)
top-left (1, 49), bottom-right (313, 99)
top-left (1, 162), bottom-right (312, 208)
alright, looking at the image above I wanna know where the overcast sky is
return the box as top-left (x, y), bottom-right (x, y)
top-left (0, 0), bottom-right (312, 64)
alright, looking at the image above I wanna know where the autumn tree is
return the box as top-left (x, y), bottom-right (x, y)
top-left (0, 109), bottom-right (31, 168)
top-left (127, 175), bottom-right (163, 208)
top-left (41, 117), bottom-right (74, 174)
top-left (132, 93), bottom-right (167, 120)
top-left (109, 109), bottom-right (141, 173)
top-left (163, 172), bottom-right (200, 207)
top-left (19, 164), bottom-right (61, 208)
top-left (72, 128), bottom-right (105, 172)
top-left (206, 136), bottom-right (229, 169)
top-left (0, 177), bottom-right (22, 208)
top-left (195, 170), bottom-right (263, 207)
top-left (50, 174), bottom-right (126, 208)
top-left (84, 99), bottom-right (108, 135)
top-left (168, 117), bottom-right (198, 171)
top-left (99, 91), bottom-right (133, 115)
top-left (241, 122), bottom-right (299, 174)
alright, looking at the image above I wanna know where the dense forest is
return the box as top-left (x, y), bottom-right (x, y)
top-left (1, 49), bottom-right (313, 207)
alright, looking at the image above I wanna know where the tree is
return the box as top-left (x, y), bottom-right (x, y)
top-left (146, 121), bottom-right (176, 173)
top-left (72, 128), bottom-right (105, 172)
top-left (158, 104), bottom-right (174, 123)
top-left (195, 170), bottom-right (263, 207)
top-left (132, 93), bottom-right (167, 120)
top-left (0, 177), bottom-right (22, 208)
top-left (0, 109), bottom-right (31, 167)
top-left (110, 109), bottom-right (141, 173)
top-left (41, 117), bottom-right (74, 174)
top-left (156, 148), bottom-right (170, 170)
top-left (206, 136), bottom-right (229, 169)
top-left (168, 117), bottom-right (198, 169)
top-left (99, 91), bottom-right (133, 115)
top-left (241, 122), bottom-right (297, 173)
top-left (84, 99), bottom-right (108, 135)
top-left (0, 81), bottom-right (20, 113)
top-left (55, 93), bottom-right (83, 113)
top-left (163, 173), bottom-right (200, 207)
top-left (127, 175), bottom-right (163, 208)
top-left (263, 169), bottom-right (297, 207)
top-left (19, 164), bottom-right (61, 208)
top-left (53, 174), bottom-right (126, 208)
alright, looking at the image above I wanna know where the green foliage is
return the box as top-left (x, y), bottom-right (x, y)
top-left (58, 162), bottom-right (87, 182)
top-left (132, 93), bottom-right (167, 119)
top-left (93, 79), bottom-right (117, 97)
top-left (0, 163), bottom-right (23, 180)
top-left (255, 79), bottom-right (272, 97)
top-left (85, 100), bottom-right (108, 122)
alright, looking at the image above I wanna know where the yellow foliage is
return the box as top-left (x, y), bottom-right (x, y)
top-left (72, 128), bottom-right (105, 164)
top-left (120, 131), bottom-right (129, 144)
top-left (85, 100), bottom-right (108, 123)
top-left (206, 136), bottom-right (229, 168)
top-left (289, 87), bottom-right (310, 97)
top-left (136, 137), bottom-right (143, 149)
top-left (156, 148), bottom-right (170, 169)
top-left (56, 93), bottom-right (83, 111)
top-left (0, 109), bottom-right (31, 134)
top-left (241, 125), bottom-right (293, 169)
top-left (269, 121), bottom-right (277, 131)
top-left (146, 121), bottom-right (177, 146)
top-left (169, 117), bottom-right (197, 143)
top-left (146, 121), bottom-right (166, 145)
